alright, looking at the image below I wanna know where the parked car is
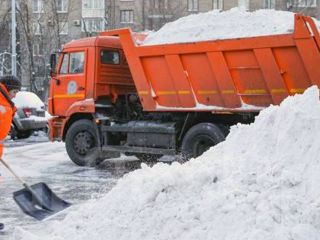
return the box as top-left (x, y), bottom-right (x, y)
top-left (10, 91), bottom-right (48, 139)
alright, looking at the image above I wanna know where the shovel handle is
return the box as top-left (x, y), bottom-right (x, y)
top-left (0, 158), bottom-right (25, 185)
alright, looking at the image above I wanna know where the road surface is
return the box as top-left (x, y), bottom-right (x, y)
top-left (0, 136), bottom-right (143, 239)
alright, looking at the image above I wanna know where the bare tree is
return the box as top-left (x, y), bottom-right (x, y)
top-left (81, 0), bottom-right (107, 37)
top-left (15, 0), bottom-right (79, 99)
top-left (105, 0), bottom-right (117, 30)
top-left (81, 18), bottom-right (94, 37)
top-left (16, 1), bottom-right (38, 92)
top-left (0, 6), bottom-right (12, 75)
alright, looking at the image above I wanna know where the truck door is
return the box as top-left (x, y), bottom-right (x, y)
top-left (52, 50), bottom-right (86, 116)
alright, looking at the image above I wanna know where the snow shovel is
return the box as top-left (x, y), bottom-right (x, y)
top-left (0, 158), bottom-right (71, 221)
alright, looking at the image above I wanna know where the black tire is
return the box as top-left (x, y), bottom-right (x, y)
top-left (11, 124), bottom-right (32, 139)
top-left (10, 124), bottom-right (18, 140)
top-left (135, 153), bottom-right (163, 162)
top-left (43, 123), bottom-right (49, 134)
top-left (65, 119), bottom-right (102, 166)
top-left (181, 123), bottom-right (226, 159)
top-left (16, 130), bottom-right (32, 139)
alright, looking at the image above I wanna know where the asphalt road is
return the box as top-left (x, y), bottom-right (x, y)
top-left (0, 136), bottom-right (143, 239)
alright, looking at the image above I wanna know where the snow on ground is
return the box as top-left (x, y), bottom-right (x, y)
top-left (11, 86), bottom-right (320, 240)
top-left (1, 140), bottom-right (125, 239)
top-left (1, 142), bottom-right (67, 179)
top-left (143, 9), bottom-right (320, 45)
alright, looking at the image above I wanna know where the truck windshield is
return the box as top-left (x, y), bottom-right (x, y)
top-left (59, 52), bottom-right (85, 74)
top-left (70, 52), bottom-right (85, 73)
top-left (60, 53), bottom-right (68, 74)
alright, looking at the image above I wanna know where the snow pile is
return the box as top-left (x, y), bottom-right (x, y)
top-left (14, 86), bottom-right (320, 240)
top-left (143, 9), bottom-right (320, 45)
top-left (13, 91), bottom-right (44, 110)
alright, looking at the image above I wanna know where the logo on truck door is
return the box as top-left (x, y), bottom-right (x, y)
top-left (67, 81), bottom-right (77, 94)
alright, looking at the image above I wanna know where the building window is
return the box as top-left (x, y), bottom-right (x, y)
top-left (59, 22), bottom-right (68, 35)
top-left (154, 0), bottom-right (168, 9)
top-left (238, 0), bottom-right (249, 10)
top-left (82, 0), bottom-right (104, 9)
top-left (70, 52), bottom-right (85, 74)
top-left (120, 10), bottom-right (134, 23)
top-left (32, 0), bottom-right (43, 13)
top-left (188, 0), bottom-right (198, 11)
top-left (33, 22), bottom-right (42, 35)
top-left (60, 53), bottom-right (68, 74)
top-left (213, 0), bottom-right (223, 10)
top-left (82, 18), bottom-right (105, 32)
top-left (289, 0), bottom-right (317, 7)
top-left (264, 0), bottom-right (275, 8)
top-left (57, 0), bottom-right (68, 12)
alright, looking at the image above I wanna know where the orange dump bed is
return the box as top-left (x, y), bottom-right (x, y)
top-left (100, 14), bottom-right (320, 112)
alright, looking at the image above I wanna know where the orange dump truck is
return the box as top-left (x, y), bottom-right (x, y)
top-left (48, 14), bottom-right (320, 166)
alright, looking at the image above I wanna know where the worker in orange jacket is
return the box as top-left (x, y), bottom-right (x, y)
top-left (0, 75), bottom-right (21, 231)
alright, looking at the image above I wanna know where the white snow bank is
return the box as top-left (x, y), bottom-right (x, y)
top-left (143, 9), bottom-right (320, 45)
top-left (14, 86), bottom-right (320, 240)
top-left (13, 91), bottom-right (44, 110)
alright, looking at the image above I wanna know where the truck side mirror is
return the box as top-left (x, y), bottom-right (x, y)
top-left (50, 53), bottom-right (57, 77)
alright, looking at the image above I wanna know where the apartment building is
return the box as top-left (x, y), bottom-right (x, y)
top-left (28, 0), bottom-right (319, 38)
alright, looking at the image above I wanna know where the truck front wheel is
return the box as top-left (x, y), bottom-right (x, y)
top-left (65, 119), bottom-right (102, 166)
top-left (181, 123), bottom-right (225, 159)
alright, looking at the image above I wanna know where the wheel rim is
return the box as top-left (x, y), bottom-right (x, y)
top-left (73, 131), bottom-right (95, 155)
top-left (193, 135), bottom-right (215, 157)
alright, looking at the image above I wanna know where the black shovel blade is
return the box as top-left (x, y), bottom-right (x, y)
top-left (13, 182), bottom-right (71, 221)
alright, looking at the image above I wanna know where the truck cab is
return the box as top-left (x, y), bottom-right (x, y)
top-left (49, 36), bottom-right (134, 119)
top-left (48, 36), bottom-right (138, 165)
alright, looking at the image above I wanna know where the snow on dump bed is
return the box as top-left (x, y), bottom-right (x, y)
top-left (14, 86), bottom-right (320, 240)
top-left (143, 9), bottom-right (320, 45)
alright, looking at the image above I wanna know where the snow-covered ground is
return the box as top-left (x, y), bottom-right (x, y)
top-left (7, 87), bottom-right (320, 240)
top-left (5, 131), bottom-right (48, 147)
top-left (0, 139), bottom-right (141, 240)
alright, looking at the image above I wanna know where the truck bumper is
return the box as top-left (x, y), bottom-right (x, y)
top-left (16, 118), bottom-right (47, 131)
top-left (48, 117), bottom-right (66, 142)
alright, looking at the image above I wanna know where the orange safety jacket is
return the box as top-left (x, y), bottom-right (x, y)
top-left (0, 83), bottom-right (17, 158)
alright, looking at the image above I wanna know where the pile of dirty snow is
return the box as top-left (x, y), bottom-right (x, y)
top-left (143, 9), bottom-right (320, 45)
top-left (13, 86), bottom-right (320, 240)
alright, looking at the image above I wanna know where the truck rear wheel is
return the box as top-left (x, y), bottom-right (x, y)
top-left (181, 123), bottom-right (225, 159)
top-left (65, 119), bottom-right (102, 166)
